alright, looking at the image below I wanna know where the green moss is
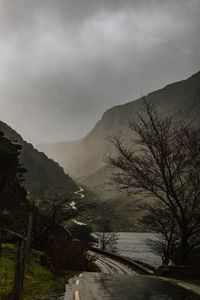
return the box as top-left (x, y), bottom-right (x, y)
top-left (0, 244), bottom-right (16, 296)
top-left (0, 244), bottom-right (77, 300)
top-left (23, 255), bottom-right (54, 300)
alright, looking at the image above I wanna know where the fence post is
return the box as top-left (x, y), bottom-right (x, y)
top-left (12, 239), bottom-right (26, 300)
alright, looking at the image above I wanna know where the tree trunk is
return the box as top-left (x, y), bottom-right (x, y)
top-left (180, 235), bottom-right (189, 265)
top-left (25, 207), bottom-right (33, 270)
top-left (0, 224), bottom-right (3, 261)
top-left (13, 239), bottom-right (26, 300)
top-left (53, 239), bottom-right (59, 275)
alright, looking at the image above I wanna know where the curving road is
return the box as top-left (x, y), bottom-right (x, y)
top-left (64, 252), bottom-right (200, 300)
top-left (88, 251), bottom-right (134, 275)
top-left (65, 272), bottom-right (200, 300)
top-left (74, 186), bottom-right (85, 199)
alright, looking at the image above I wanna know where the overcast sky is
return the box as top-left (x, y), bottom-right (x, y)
top-left (0, 0), bottom-right (199, 144)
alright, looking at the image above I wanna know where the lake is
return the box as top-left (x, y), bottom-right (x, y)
top-left (116, 232), bottom-right (162, 267)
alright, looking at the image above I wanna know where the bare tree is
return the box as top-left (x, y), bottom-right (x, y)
top-left (31, 192), bottom-right (79, 257)
top-left (95, 219), bottom-right (119, 253)
top-left (45, 194), bottom-right (73, 225)
top-left (108, 99), bottom-right (200, 265)
top-left (142, 203), bottom-right (179, 265)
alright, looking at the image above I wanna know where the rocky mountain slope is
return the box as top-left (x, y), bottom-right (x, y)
top-left (0, 121), bottom-right (77, 201)
top-left (38, 71), bottom-right (200, 230)
top-left (39, 71), bottom-right (200, 195)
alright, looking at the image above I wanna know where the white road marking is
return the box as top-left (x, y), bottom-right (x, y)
top-left (76, 279), bottom-right (80, 286)
top-left (75, 290), bottom-right (80, 300)
top-left (79, 273), bottom-right (83, 278)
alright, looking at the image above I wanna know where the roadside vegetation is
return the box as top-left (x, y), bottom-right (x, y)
top-left (0, 244), bottom-right (77, 300)
top-left (0, 130), bottom-right (96, 299)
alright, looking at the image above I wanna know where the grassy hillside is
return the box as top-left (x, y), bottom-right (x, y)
top-left (0, 244), bottom-right (75, 300)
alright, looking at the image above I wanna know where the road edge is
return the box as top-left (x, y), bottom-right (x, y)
top-left (89, 247), bottom-right (154, 275)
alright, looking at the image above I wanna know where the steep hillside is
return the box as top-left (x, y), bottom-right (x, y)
top-left (38, 71), bottom-right (200, 230)
top-left (0, 121), bottom-right (77, 200)
top-left (39, 71), bottom-right (200, 190)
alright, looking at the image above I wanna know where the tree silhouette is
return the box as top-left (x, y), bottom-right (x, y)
top-left (108, 100), bottom-right (200, 264)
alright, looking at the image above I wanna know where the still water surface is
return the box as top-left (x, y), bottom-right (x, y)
top-left (116, 232), bottom-right (162, 267)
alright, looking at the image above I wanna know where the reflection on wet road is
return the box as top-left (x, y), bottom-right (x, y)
top-left (64, 272), bottom-right (200, 300)
top-left (88, 251), bottom-right (135, 275)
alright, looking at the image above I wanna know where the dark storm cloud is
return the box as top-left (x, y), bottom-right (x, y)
top-left (0, 0), bottom-right (199, 144)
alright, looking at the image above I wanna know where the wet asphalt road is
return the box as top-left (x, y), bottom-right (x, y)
top-left (64, 272), bottom-right (200, 300)
top-left (63, 246), bottom-right (200, 299)
top-left (89, 251), bottom-right (135, 275)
